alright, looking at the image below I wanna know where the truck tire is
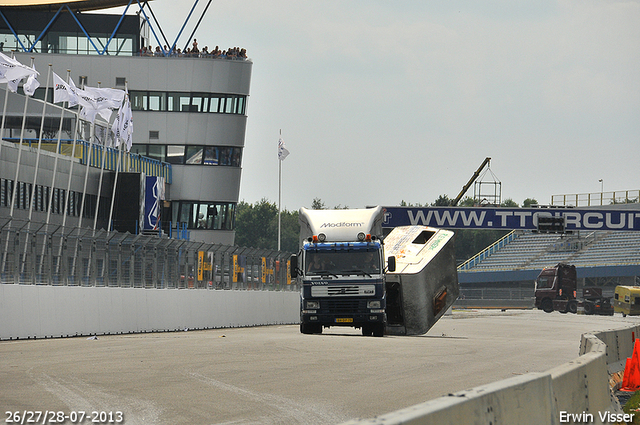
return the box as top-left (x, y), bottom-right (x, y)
top-left (362, 325), bottom-right (373, 336)
top-left (566, 301), bottom-right (578, 314)
top-left (372, 323), bottom-right (385, 337)
top-left (584, 301), bottom-right (594, 315)
top-left (541, 299), bottom-right (553, 313)
top-left (300, 323), bottom-right (314, 334)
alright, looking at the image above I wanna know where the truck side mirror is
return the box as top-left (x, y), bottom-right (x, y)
top-left (290, 255), bottom-right (298, 278)
top-left (387, 256), bottom-right (396, 272)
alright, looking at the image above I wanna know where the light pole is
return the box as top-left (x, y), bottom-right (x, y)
top-left (599, 179), bottom-right (604, 205)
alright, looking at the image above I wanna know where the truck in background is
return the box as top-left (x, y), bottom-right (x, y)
top-left (290, 206), bottom-right (459, 336)
top-left (534, 263), bottom-right (613, 315)
top-left (613, 286), bottom-right (640, 317)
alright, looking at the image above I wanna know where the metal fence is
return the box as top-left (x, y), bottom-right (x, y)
top-left (458, 287), bottom-right (533, 300)
top-left (0, 218), bottom-right (295, 291)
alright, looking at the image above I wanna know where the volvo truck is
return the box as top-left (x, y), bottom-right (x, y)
top-left (290, 206), bottom-right (459, 336)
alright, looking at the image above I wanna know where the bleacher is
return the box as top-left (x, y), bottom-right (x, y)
top-left (461, 230), bottom-right (640, 272)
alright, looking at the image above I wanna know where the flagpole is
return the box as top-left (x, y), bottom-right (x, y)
top-left (27, 63), bottom-right (50, 222)
top-left (0, 70), bottom-right (10, 161)
top-left (77, 119), bottom-right (94, 230)
top-left (46, 69), bottom-right (70, 225)
top-left (62, 71), bottom-right (82, 230)
top-left (92, 82), bottom-right (110, 232)
top-left (108, 81), bottom-right (128, 233)
top-left (278, 129), bottom-right (282, 251)
top-left (9, 57), bottom-right (35, 218)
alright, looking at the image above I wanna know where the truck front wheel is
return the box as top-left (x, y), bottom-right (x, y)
top-left (541, 299), bottom-right (553, 313)
top-left (372, 323), bottom-right (385, 337)
top-left (300, 323), bottom-right (322, 334)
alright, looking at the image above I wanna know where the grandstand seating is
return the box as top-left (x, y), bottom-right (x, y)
top-left (462, 230), bottom-right (640, 272)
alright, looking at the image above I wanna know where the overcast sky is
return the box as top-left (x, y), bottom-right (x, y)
top-left (107, 0), bottom-right (639, 210)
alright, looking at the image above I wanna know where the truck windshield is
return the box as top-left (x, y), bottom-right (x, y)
top-left (305, 250), bottom-right (381, 276)
top-left (536, 276), bottom-right (553, 289)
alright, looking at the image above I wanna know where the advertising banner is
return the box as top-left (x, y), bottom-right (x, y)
top-left (382, 207), bottom-right (640, 231)
top-left (143, 176), bottom-right (165, 231)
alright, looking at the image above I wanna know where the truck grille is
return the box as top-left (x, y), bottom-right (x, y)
top-left (311, 285), bottom-right (376, 297)
top-left (322, 299), bottom-right (367, 312)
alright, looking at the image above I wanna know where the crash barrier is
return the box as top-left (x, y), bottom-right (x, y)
top-left (0, 218), bottom-right (299, 339)
top-left (341, 325), bottom-right (639, 425)
top-left (0, 284), bottom-right (300, 340)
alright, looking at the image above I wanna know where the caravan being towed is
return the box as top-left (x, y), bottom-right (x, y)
top-left (290, 206), bottom-right (394, 337)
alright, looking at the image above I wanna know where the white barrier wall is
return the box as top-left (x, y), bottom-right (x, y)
top-left (342, 326), bottom-right (639, 425)
top-left (0, 285), bottom-right (300, 340)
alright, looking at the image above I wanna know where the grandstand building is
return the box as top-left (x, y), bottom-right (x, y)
top-left (0, 1), bottom-right (250, 245)
top-left (457, 203), bottom-right (640, 302)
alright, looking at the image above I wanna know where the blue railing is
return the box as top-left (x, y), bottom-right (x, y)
top-left (5, 138), bottom-right (172, 184)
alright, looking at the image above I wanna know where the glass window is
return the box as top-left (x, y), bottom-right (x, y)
top-left (231, 148), bottom-right (242, 167)
top-left (130, 91), bottom-right (147, 111)
top-left (191, 94), bottom-right (209, 113)
top-left (147, 145), bottom-right (166, 162)
top-left (179, 202), bottom-right (194, 227)
top-left (213, 204), bottom-right (225, 230)
top-left (536, 276), bottom-right (553, 289)
top-left (236, 96), bottom-right (245, 115)
top-left (219, 147), bottom-right (232, 166)
top-left (204, 147), bottom-right (219, 165)
top-left (224, 97), bottom-right (234, 114)
top-left (185, 146), bottom-right (203, 164)
top-left (166, 145), bottom-right (185, 164)
top-left (148, 92), bottom-right (166, 111)
top-left (130, 144), bottom-right (146, 156)
top-left (180, 94), bottom-right (192, 112)
top-left (209, 97), bottom-right (220, 113)
top-left (167, 92), bottom-right (181, 112)
top-left (205, 204), bottom-right (218, 229)
top-left (195, 204), bottom-right (209, 229)
top-left (225, 203), bottom-right (235, 230)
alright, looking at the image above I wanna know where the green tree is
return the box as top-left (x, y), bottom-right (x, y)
top-left (522, 198), bottom-right (538, 207)
top-left (311, 198), bottom-right (325, 210)
top-left (432, 194), bottom-right (451, 206)
top-left (458, 196), bottom-right (475, 207)
top-left (500, 198), bottom-right (518, 207)
top-left (234, 199), bottom-right (300, 253)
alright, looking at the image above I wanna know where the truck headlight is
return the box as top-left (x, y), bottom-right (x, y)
top-left (367, 300), bottom-right (381, 309)
top-left (306, 301), bottom-right (320, 309)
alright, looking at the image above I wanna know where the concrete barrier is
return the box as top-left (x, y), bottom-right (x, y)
top-left (0, 284), bottom-right (300, 340)
top-left (341, 325), bottom-right (638, 425)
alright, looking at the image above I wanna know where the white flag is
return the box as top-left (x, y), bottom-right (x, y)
top-left (53, 72), bottom-right (78, 106)
top-left (83, 86), bottom-right (125, 110)
top-left (278, 137), bottom-right (289, 161)
top-left (0, 53), bottom-right (38, 83)
top-left (111, 104), bottom-right (123, 145)
top-left (6, 77), bottom-right (20, 93)
top-left (23, 70), bottom-right (40, 96)
top-left (120, 93), bottom-right (133, 152)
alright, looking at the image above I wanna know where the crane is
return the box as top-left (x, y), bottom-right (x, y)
top-left (450, 157), bottom-right (491, 206)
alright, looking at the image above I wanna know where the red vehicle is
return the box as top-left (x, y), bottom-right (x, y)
top-left (534, 263), bottom-right (613, 315)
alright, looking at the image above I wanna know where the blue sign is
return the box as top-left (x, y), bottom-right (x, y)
top-left (143, 176), bottom-right (164, 231)
top-left (382, 207), bottom-right (640, 231)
